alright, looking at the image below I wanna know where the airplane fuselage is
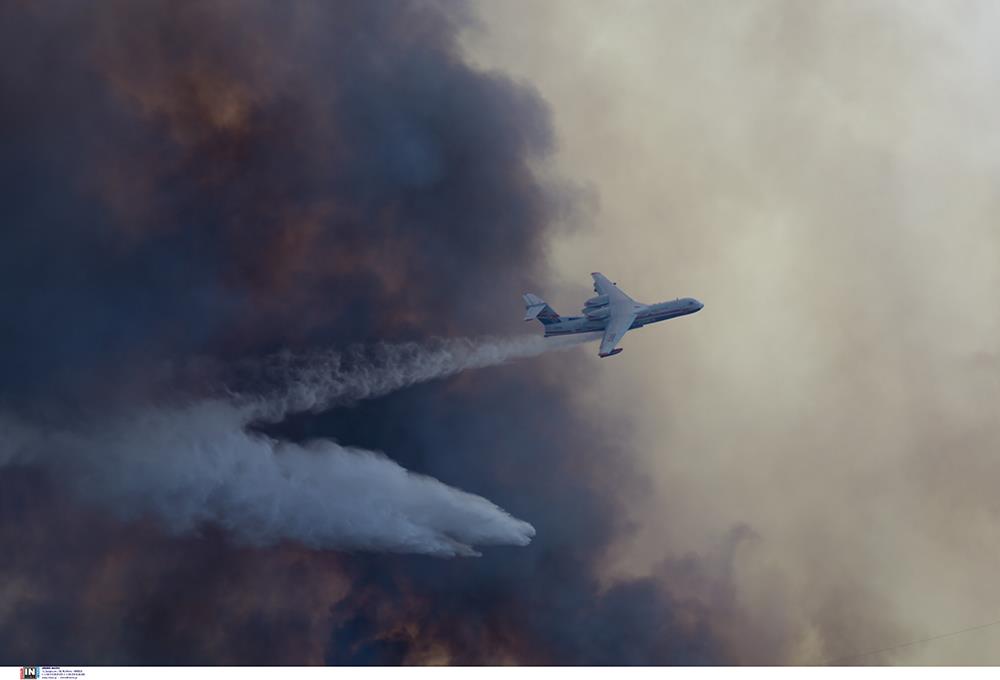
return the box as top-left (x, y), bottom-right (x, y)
top-left (542, 297), bottom-right (703, 338)
top-left (523, 273), bottom-right (703, 357)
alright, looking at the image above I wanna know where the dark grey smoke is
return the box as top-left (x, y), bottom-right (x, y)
top-left (0, 0), bottom-right (728, 664)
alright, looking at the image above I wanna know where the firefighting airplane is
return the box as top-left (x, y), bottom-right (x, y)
top-left (523, 272), bottom-right (703, 357)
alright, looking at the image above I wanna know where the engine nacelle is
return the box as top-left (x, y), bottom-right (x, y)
top-left (584, 294), bottom-right (609, 308)
top-left (584, 306), bottom-right (610, 320)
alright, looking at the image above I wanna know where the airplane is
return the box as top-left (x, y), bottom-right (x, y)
top-left (523, 272), bottom-right (703, 358)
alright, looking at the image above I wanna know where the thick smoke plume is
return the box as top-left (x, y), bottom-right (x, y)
top-left (0, 0), bottom-right (725, 664)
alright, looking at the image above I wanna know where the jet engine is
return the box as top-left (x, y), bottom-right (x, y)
top-left (584, 305), bottom-right (610, 320)
top-left (584, 294), bottom-right (609, 308)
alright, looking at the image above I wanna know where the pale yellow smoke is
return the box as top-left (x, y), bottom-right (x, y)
top-left (463, 0), bottom-right (1000, 664)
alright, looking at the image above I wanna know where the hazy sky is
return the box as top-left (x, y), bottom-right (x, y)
top-left (5, 0), bottom-right (1000, 665)
top-left (464, 0), bottom-right (1000, 664)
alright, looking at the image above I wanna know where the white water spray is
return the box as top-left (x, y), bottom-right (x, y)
top-left (1, 333), bottom-right (596, 556)
top-left (254, 333), bottom-right (599, 420)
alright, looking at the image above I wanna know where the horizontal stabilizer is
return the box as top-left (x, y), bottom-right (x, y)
top-left (523, 304), bottom-right (546, 322)
top-left (522, 293), bottom-right (561, 325)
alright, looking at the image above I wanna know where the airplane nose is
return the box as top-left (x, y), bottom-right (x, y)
top-left (695, 300), bottom-right (704, 311)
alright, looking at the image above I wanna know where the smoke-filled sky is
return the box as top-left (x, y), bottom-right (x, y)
top-left (465, 0), bottom-right (1000, 664)
top-left (2, 0), bottom-right (999, 666)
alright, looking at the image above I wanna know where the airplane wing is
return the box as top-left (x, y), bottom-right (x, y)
top-left (598, 306), bottom-right (637, 357)
top-left (591, 272), bottom-right (634, 303)
top-left (592, 273), bottom-right (637, 357)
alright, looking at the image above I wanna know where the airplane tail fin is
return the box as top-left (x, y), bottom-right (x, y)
top-left (522, 293), bottom-right (561, 326)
